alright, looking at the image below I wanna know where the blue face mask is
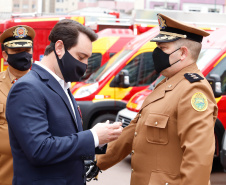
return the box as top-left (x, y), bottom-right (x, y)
top-left (6, 51), bottom-right (32, 71)
top-left (152, 47), bottom-right (181, 73)
top-left (52, 44), bottom-right (87, 83)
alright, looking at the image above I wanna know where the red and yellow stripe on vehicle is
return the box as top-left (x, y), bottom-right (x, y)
top-left (91, 40), bottom-right (157, 102)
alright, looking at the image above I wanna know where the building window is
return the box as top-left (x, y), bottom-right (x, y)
top-left (208, 8), bottom-right (220, 13)
top-left (56, 0), bottom-right (64, 2)
top-left (23, 5), bottom-right (29, 9)
top-left (56, 8), bottom-right (64, 12)
top-left (14, 4), bottom-right (20, 8)
top-left (32, 4), bottom-right (36, 9)
top-left (188, 7), bottom-right (201, 12)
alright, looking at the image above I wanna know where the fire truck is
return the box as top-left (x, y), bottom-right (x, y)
top-left (116, 27), bottom-right (226, 167)
top-left (0, 14), bottom-right (135, 76)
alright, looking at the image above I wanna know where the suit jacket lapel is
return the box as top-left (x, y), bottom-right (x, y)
top-left (67, 89), bottom-right (83, 131)
top-left (32, 64), bottom-right (78, 130)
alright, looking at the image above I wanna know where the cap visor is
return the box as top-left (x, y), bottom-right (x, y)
top-left (150, 34), bottom-right (181, 43)
top-left (4, 40), bottom-right (33, 48)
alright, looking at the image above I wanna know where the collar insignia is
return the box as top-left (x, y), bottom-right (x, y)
top-left (13, 26), bottom-right (28, 38)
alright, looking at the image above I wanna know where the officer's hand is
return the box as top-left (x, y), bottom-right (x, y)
top-left (93, 120), bottom-right (123, 145)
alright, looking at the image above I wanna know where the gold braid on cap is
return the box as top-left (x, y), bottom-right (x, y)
top-left (4, 40), bottom-right (32, 48)
top-left (160, 31), bottom-right (187, 38)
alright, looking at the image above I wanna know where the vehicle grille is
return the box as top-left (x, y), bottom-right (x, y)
top-left (117, 115), bottom-right (131, 128)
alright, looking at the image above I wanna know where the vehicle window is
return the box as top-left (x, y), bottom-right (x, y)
top-left (138, 52), bottom-right (159, 86)
top-left (109, 53), bottom-right (115, 58)
top-left (148, 75), bottom-right (165, 90)
top-left (87, 50), bottom-right (132, 83)
top-left (81, 53), bottom-right (102, 80)
top-left (122, 54), bottom-right (141, 86)
top-left (208, 57), bottom-right (226, 95)
top-left (197, 48), bottom-right (220, 71)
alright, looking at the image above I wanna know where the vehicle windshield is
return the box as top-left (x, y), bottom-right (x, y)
top-left (81, 53), bottom-right (102, 81)
top-left (87, 49), bottom-right (132, 83)
top-left (148, 75), bottom-right (165, 90)
top-left (197, 48), bottom-right (221, 71)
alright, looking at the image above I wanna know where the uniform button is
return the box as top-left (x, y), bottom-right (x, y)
top-left (139, 114), bottom-right (141, 118)
top-left (131, 169), bottom-right (134, 172)
top-left (131, 150), bottom-right (134, 154)
top-left (165, 183), bottom-right (169, 185)
top-left (155, 122), bottom-right (158, 126)
top-left (134, 132), bottom-right (137, 136)
top-left (168, 85), bottom-right (172, 88)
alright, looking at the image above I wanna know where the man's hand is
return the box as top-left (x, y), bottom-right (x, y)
top-left (92, 120), bottom-right (123, 145)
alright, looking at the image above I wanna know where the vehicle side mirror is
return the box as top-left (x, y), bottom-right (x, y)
top-left (206, 74), bottom-right (222, 98)
top-left (109, 70), bottom-right (130, 88)
top-left (118, 70), bottom-right (130, 88)
top-left (119, 70), bottom-right (130, 88)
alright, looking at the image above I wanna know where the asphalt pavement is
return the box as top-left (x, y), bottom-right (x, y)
top-left (88, 156), bottom-right (226, 185)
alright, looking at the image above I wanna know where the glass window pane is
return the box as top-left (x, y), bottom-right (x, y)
top-left (122, 55), bottom-right (141, 86)
top-left (81, 53), bottom-right (102, 81)
top-left (138, 52), bottom-right (159, 86)
top-left (208, 57), bottom-right (226, 95)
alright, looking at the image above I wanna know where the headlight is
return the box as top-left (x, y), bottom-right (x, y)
top-left (74, 82), bottom-right (99, 99)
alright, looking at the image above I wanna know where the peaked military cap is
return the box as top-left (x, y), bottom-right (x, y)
top-left (0, 25), bottom-right (35, 48)
top-left (151, 13), bottom-right (209, 43)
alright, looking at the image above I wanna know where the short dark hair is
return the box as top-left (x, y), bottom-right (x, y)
top-left (44, 19), bottom-right (98, 56)
top-left (1, 44), bottom-right (9, 52)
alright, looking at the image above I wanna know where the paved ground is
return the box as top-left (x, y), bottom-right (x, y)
top-left (88, 156), bottom-right (226, 185)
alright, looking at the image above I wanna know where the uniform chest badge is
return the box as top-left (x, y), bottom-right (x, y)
top-left (191, 92), bottom-right (208, 111)
top-left (13, 26), bottom-right (28, 38)
top-left (157, 14), bottom-right (167, 29)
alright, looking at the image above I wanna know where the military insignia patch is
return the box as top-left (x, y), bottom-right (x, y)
top-left (157, 14), bottom-right (167, 29)
top-left (13, 26), bottom-right (28, 38)
top-left (191, 92), bottom-right (208, 111)
top-left (184, 73), bottom-right (204, 83)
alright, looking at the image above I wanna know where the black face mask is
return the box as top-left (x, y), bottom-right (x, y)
top-left (152, 47), bottom-right (181, 73)
top-left (6, 51), bottom-right (33, 71)
top-left (53, 45), bottom-right (87, 83)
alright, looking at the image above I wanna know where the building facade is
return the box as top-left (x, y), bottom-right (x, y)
top-left (12, 0), bottom-right (40, 13)
top-left (0, 0), bottom-right (13, 12)
top-left (55, 0), bottom-right (78, 13)
top-left (143, 0), bottom-right (225, 13)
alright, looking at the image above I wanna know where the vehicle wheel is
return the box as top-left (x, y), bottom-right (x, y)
top-left (212, 119), bottom-right (224, 171)
top-left (90, 114), bottom-right (116, 128)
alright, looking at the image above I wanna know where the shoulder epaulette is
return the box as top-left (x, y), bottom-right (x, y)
top-left (184, 73), bottom-right (204, 83)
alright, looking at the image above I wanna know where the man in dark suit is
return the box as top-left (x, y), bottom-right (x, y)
top-left (6, 19), bottom-right (122, 185)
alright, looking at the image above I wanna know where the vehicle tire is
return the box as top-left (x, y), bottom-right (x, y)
top-left (212, 119), bottom-right (225, 171)
top-left (90, 114), bottom-right (116, 128)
